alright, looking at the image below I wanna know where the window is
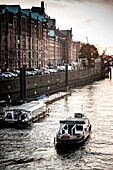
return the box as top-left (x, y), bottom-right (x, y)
top-left (76, 125), bottom-right (83, 131)
top-left (6, 113), bottom-right (12, 119)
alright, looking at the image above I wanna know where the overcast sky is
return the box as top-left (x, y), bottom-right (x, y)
top-left (1, 0), bottom-right (113, 55)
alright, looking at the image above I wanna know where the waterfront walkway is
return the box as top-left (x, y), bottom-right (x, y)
top-left (38, 91), bottom-right (71, 105)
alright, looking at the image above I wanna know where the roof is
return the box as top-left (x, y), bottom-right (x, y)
top-left (58, 29), bottom-right (72, 38)
top-left (0, 5), bottom-right (21, 14)
top-left (31, 12), bottom-right (47, 22)
top-left (59, 116), bottom-right (88, 125)
top-left (21, 9), bottom-right (47, 22)
top-left (0, 4), bottom-right (47, 22)
top-left (8, 100), bottom-right (46, 112)
top-left (55, 29), bottom-right (66, 39)
top-left (17, 101), bottom-right (46, 112)
top-left (0, 5), bottom-right (6, 13)
top-left (21, 9), bottom-right (31, 16)
top-left (59, 30), bottom-right (68, 36)
top-left (60, 119), bottom-right (86, 125)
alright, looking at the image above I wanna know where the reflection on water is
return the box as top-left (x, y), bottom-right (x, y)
top-left (1, 79), bottom-right (113, 169)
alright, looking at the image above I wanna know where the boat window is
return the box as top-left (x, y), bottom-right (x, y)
top-left (75, 113), bottom-right (83, 118)
top-left (76, 125), bottom-right (83, 131)
top-left (6, 113), bottom-right (12, 119)
top-left (68, 125), bottom-right (74, 134)
top-left (64, 125), bottom-right (68, 130)
top-left (14, 114), bottom-right (18, 119)
top-left (21, 114), bottom-right (27, 120)
top-left (62, 124), bottom-right (68, 134)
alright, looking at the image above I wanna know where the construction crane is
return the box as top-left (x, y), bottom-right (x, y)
top-left (86, 37), bottom-right (88, 43)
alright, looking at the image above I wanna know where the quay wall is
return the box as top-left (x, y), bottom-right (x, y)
top-left (0, 67), bottom-right (103, 101)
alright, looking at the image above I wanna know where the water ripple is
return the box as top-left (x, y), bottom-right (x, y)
top-left (1, 80), bottom-right (113, 169)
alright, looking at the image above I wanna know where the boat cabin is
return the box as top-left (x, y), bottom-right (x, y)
top-left (74, 113), bottom-right (84, 118)
top-left (14, 101), bottom-right (48, 116)
top-left (56, 113), bottom-right (91, 147)
top-left (59, 117), bottom-right (90, 136)
top-left (4, 109), bottom-right (31, 122)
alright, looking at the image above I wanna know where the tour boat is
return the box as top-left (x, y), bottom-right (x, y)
top-left (3, 100), bottom-right (50, 128)
top-left (55, 113), bottom-right (91, 148)
top-left (4, 108), bottom-right (32, 128)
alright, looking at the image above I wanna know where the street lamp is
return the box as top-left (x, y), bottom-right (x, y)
top-left (47, 80), bottom-right (50, 97)
top-left (34, 83), bottom-right (37, 97)
top-left (56, 78), bottom-right (59, 93)
top-left (7, 85), bottom-right (11, 106)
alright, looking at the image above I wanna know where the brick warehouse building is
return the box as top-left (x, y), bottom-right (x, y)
top-left (0, 1), bottom-right (78, 71)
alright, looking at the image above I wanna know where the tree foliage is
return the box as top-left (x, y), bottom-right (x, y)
top-left (79, 43), bottom-right (99, 66)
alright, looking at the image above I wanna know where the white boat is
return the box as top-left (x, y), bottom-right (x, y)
top-left (4, 108), bottom-right (32, 128)
top-left (55, 113), bottom-right (91, 148)
top-left (3, 100), bottom-right (50, 128)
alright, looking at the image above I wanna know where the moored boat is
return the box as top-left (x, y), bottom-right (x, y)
top-left (4, 109), bottom-right (32, 128)
top-left (55, 113), bottom-right (91, 148)
top-left (3, 100), bottom-right (50, 128)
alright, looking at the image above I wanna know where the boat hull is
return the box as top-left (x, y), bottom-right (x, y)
top-left (2, 119), bottom-right (32, 128)
top-left (55, 133), bottom-right (90, 148)
top-left (55, 123), bottom-right (91, 148)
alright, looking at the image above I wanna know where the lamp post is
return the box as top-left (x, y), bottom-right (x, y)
top-left (47, 80), bottom-right (50, 97)
top-left (34, 83), bottom-right (37, 97)
top-left (56, 78), bottom-right (59, 93)
top-left (65, 64), bottom-right (68, 91)
top-left (7, 85), bottom-right (11, 106)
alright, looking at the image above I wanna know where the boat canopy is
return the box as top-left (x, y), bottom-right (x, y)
top-left (7, 101), bottom-right (46, 112)
top-left (59, 120), bottom-right (85, 125)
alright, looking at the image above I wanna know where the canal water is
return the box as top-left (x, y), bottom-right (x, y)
top-left (1, 78), bottom-right (113, 170)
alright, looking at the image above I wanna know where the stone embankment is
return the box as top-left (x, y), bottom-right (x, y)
top-left (0, 67), bottom-right (103, 102)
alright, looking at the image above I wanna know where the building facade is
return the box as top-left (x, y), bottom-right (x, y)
top-left (0, 1), bottom-right (80, 71)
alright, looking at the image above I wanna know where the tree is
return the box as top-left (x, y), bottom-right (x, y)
top-left (79, 43), bottom-right (99, 67)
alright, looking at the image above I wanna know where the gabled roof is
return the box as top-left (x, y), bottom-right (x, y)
top-left (21, 9), bottom-right (31, 16)
top-left (56, 29), bottom-right (66, 39)
top-left (59, 30), bottom-right (68, 36)
top-left (21, 9), bottom-right (47, 22)
top-left (31, 12), bottom-right (47, 22)
top-left (0, 4), bottom-right (47, 22)
top-left (1, 5), bottom-right (21, 14)
top-left (0, 5), bottom-right (6, 13)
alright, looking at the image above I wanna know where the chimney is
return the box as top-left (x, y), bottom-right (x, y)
top-left (41, 1), bottom-right (44, 14)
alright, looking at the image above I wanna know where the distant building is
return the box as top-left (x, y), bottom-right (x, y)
top-left (57, 28), bottom-right (73, 64)
top-left (0, 1), bottom-right (81, 71)
top-left (74, 41), bottom-right (81, 62)
top-left (71, 41), bottom-right (77, 63)
top-left (0, 1), bottom-right (48, 70)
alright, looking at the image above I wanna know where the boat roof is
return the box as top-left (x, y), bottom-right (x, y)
top-left (5, 109), bottom-right (30, 113)
top-left (7, 101), bottom-right (46, 112)
top-left (59, 115), bottom-right (88, 125)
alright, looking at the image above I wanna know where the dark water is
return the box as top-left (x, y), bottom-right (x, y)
top-left (1, 79), bottom-right (113, 170)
